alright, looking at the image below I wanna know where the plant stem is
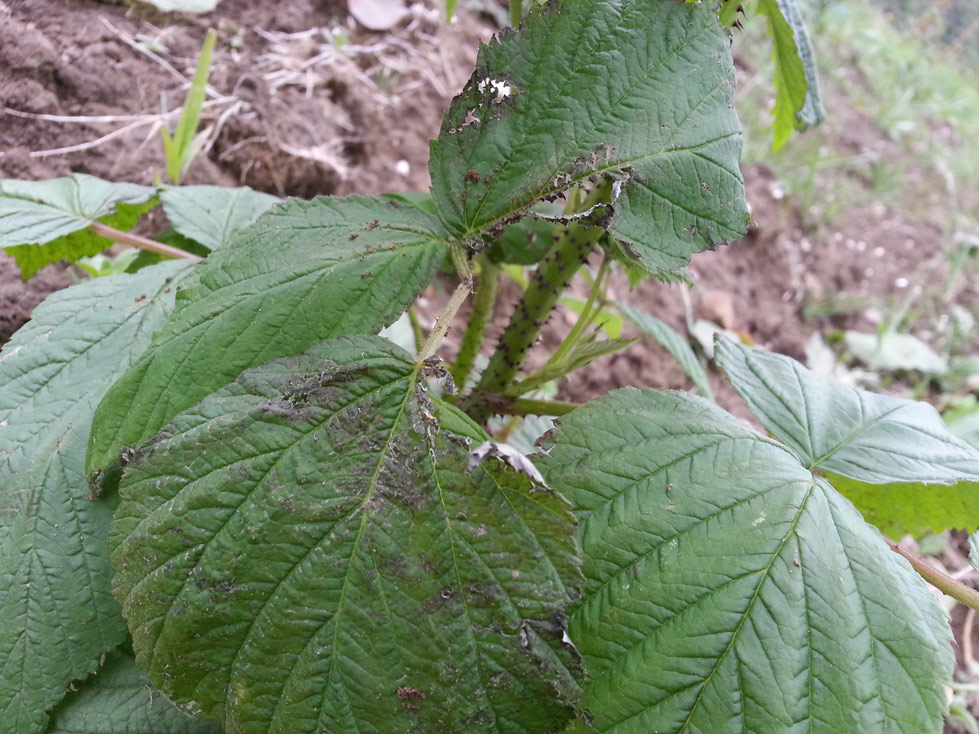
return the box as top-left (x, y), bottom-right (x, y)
top-left (451, 256), bottom-right (499, 390)
top-left (510, 0), bottom-right (523, 26)
top-left (545, 253), bottom-right (610, 368)
top-left (418, 279), bottom-right (471, 362)
top-left (408, 306), bottom-right (425, 354)
top-left (460, 182), bottom-right (612, 424)
top-left (484, 394), bottom-right (580, 417)
top-left (887, 538), bottom-right (979, 612)
top-left (89, 222), bottom-right (201, 261)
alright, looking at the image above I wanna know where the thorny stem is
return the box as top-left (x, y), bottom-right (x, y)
top-left (484, 394), bottom-right (579, 417)
top-left (419, 279), bottom-right (472, 362)
top-left (89, 222), bottom-right (201, 261)
top-left (544, 253), bottom-right (611, 369)
top-left (451, 255), bottom-right (499, 390)
top-left (460, 181), bottom-right (613, 424)
top-left (887, 538), bottom-right (979, 612)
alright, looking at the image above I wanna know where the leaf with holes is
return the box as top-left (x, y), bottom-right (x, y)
top-left (45, 651), bottom-right (221, 734)
top-left (0, 261), bottom-right (192, 734)
top-left (109, 335), bottom-right (582, 734)
top-left (87, 195), bottom-right (448, 476)
top-left (0, 174), bottom-right (155, 279)
top-left (714, 337), bottom-right (979, 483)
top-left (429, 0), bottom-right (748, 278)
top-left (538, 387), bottom-right (952, 733)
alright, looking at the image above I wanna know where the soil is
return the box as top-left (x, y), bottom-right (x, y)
top-left (1, 0), bottom-right (977, 729)
top-left (0, 0), bottom-right (485, 340)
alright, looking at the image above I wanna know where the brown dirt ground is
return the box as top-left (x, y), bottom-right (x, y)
top-left (1, 0), bottom-right (977, 729)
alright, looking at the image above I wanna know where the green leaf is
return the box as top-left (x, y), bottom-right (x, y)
top-left (164, 30), bottom-right (216, 183)
top-left (829, 474), bottom-right (979, 537)
top-left (0, 175), bottom-right (155, 279)
top-left (0, 261), bottom-right (193, 734)
top-left (160, 185), bottom-right (282, 251)
top-left (429, 0), bottom-right (748, 278)
top-left (110, 335), bottom-right (582, 734)
top-left (87, 195), bottom-right (448, 476)
top-left (45, 651), bottom-right (221, 734)
top-left (717, 0), bottom-right (743, 28)
top-left (616, 300), bottom-right (712, 399)
top-left (514, 335), bottom-right (636, 395)
top-left (757, 0), bottom-right (824, 150)
top-left (844, 329), bottom-right (948, 374)
top-left (714, 338), bottom-right (979, 483)
top-left (538, 388), bottom-right (952, 733)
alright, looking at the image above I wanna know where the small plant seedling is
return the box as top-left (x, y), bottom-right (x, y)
top-left (0, 2), bottom-right (978, 734)
top-left (160, 28), bottom-right (216, 184)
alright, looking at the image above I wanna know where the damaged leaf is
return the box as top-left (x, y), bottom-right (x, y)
top-left (87, 195), bottom-right (447, 476)
top-left (429, 0), bottom-right (748, 278)
top-left (110, 335), bottom-right (582, 734)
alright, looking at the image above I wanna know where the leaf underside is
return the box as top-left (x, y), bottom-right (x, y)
top-left (714, 337), bottom-right (979, 484)
top-left (0, 261), bottom-right (192, 734)
top-left (110, 335), bottom-right (582, 734)
top-left (86, 195), bottom-right (448, 476)
top-left (538, 388), bottom-right (952, 733)
top-left (429, 0), bottom-right (748, 278)
top-left (46, 651), bottom-right (221, 734)
top-left (0, 174), bottom-right (155, 279)
top-left (160, 185), bottom-right (282, 252)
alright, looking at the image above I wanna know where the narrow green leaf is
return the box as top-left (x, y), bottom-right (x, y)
top-left (539, 388), bottom-right (952, 733)
top-left (757, 0), bottom-right (824, 150)
top-left (0, 175), bottom-right (155, 279)
top-left (160, 185), bottom-right (281, 251)
top-left (515, 336), bottom-right (636, 395)
top-left (829, 474), bottom-right (979, 537)
top-left (429, 0), bottom-right (748, 278)
top-left (0, 261), bottom-right (193, 734)
top-left (45, 652), bottom-right (221, 734)
top-left (110, 335), bottom-right (582, 734)
top-left (616, 300), bottom-right (713, 399)
top-left (714, 338), bottom-right (979, 483)
top-left (87, 195), bottom-right (448, 478)
top-left (168, 29), bottom-right (216, 183)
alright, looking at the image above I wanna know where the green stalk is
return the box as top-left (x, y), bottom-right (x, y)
top-left (461, 183), bottom-right (611, 424)
top-left (407, 306), bottom-right (425, 354)
top-left (545, 254), bottom-right (610, 368)
top-left (484, 395), bottom-right (580, 417)
top-left (451, 256), bottom-right (499, 390)
top-left (887, 538), bottom-right (979, 612)
top-left (510, 0), bottom-right (523, 26)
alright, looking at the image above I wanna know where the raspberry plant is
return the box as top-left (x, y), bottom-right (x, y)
top-left (2, 1), bottom-right (979, 733)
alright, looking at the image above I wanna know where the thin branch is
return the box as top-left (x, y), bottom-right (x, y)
top-left (887, 538), bottom-right (979, 612)
top-left (89, 222), bottom-right (201, 261)
top-left (418, 279), bottom-right (471, 362)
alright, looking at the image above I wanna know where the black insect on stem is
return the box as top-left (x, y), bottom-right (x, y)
top-left (459, 180), bottom-right (614, 424)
